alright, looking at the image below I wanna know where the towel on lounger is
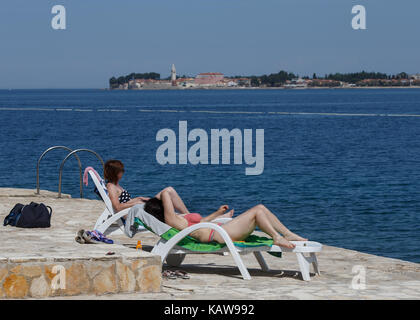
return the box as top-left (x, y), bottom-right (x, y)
top-left (125, 204), bottom-right (281, 257)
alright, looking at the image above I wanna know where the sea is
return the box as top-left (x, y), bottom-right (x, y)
top-left (0, 88), bottom-right (419, 263)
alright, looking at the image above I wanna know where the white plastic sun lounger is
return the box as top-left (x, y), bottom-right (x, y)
top-left (87, 169), bottom-right (148, 236)
top-left (125, 204), bottom-right (323, 281)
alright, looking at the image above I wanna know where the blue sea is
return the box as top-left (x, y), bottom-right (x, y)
top-left (0, 89), bottom-right (419, 263)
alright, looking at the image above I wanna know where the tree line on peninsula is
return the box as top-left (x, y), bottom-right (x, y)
top-left (109, 70), bottom-right (414, 89)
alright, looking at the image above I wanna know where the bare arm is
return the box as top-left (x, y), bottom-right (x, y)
top-left (161, 190), bottom-right (188, 230)
top-left (107, 184), bottom-right (143, 213)
top-left (136, 196), bottom-right (151, 202)
top-left (201, 205), bottom-right (229, 222)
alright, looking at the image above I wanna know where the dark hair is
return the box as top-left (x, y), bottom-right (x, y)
top-left (104, 160), bottom-right (125, 184)
top-left (144, 198), bottom-right (165, 223)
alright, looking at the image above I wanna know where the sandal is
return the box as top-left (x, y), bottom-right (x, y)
top-left (174, 270), bottom-right (190, 279)
top-left (162, 270), bottom-right (177, 280)
top-left (75, 235), bottom-right (85, 244)
top-left (75, 230), bottom-right (85, 244)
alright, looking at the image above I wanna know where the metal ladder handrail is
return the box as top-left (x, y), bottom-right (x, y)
top-left (58, 149), bottom-right (105, 198)
top-left (36, 146), bottom-right (84, 198)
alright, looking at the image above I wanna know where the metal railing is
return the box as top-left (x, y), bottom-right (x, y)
top-left (36, 146), bottom-right (84, 198)
top-left (58, 149), bottom-right (105, 198)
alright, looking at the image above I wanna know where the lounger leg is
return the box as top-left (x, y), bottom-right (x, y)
top-left (310, 252), bottom-right (320, 275)
top-left (296, 252), bottom-right (311, 281)
top-left (151, 240), bottom-right (169, 263)
top-left (151, 223), bottom-right (252, 280)
top-left (253, 252), bottom-right (270, 272)
top-left (230, 249), bottom-right (252, 280)
top-left (94, 209), bottom-right (111, 230)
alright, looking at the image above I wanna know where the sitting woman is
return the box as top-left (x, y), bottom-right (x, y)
top-left (104, 160), bottom-right (149, 213)
top-left (144, 189), bottom-right (307, 249)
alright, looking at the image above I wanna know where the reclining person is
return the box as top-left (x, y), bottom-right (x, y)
top-left (144, 190), bottom-right (307, 249)
top-left (105, 159), bottom-right (306, 248)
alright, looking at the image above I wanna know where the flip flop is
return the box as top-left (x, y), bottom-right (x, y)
top-left (162, 270), bottom-right (177, 280)
top-left (174, 270), bottom-right (190, 279)
top-left (75, 230), bottom-right (86, 244)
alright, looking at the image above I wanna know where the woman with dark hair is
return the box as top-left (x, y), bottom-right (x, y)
top-left (104, 160), bottom-right (146, 213)
top-left (144, 190), bottom-right (307, 249)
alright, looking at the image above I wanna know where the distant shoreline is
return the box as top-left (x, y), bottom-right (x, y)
top-left (107, 85), bottom-right (420, 91)
top-left (2, 86), bottom-right (420, 91)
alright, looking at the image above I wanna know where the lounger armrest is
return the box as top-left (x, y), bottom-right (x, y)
top-left (211, 217), bottom-right (233, 224)
top-left (96, 208), bottom-right (131, 234)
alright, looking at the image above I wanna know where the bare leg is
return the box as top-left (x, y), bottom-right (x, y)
top-left (155, 187), bottom-right (190, 214)
top-left (213, 206), bottom-right (295, 249)
top-left (255, 205), bottom-right (307, 241)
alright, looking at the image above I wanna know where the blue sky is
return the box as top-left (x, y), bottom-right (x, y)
top-left (0, 0), bottom-right (419, 88)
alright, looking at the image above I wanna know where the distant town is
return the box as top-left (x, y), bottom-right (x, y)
top-left (109, 64), bottom-right (420, 90)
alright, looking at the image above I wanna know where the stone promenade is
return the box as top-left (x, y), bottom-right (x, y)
top-left (1, 188), bottom-right (419, 299)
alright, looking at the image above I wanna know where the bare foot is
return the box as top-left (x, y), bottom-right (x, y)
top-left (284, 232), bottom-right (307, 241)
top-left (220, 209), bottom-right (234, 219)
top-left (273, 236), bottom-right (296, 249)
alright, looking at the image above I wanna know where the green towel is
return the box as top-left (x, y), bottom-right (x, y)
top-left (134, 218), bottom-right (281, 257)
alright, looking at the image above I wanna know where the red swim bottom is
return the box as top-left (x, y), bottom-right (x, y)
top-left (208, 223), bottom-right (223, 242)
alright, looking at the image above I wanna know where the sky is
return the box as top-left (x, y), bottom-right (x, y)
top-left (0, 0), bottom-right (419, 89)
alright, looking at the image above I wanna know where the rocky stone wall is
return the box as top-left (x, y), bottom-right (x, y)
top-left (0, 255), bottom-right (161, 299)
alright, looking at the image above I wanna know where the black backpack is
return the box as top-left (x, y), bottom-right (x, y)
top-left (3, 202), bottom-right (52, 228)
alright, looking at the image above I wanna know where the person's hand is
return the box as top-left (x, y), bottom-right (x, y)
top-left (218, 205), bottom-right (229, 212)
top-left (137, 196), bottom-right (150, 202)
